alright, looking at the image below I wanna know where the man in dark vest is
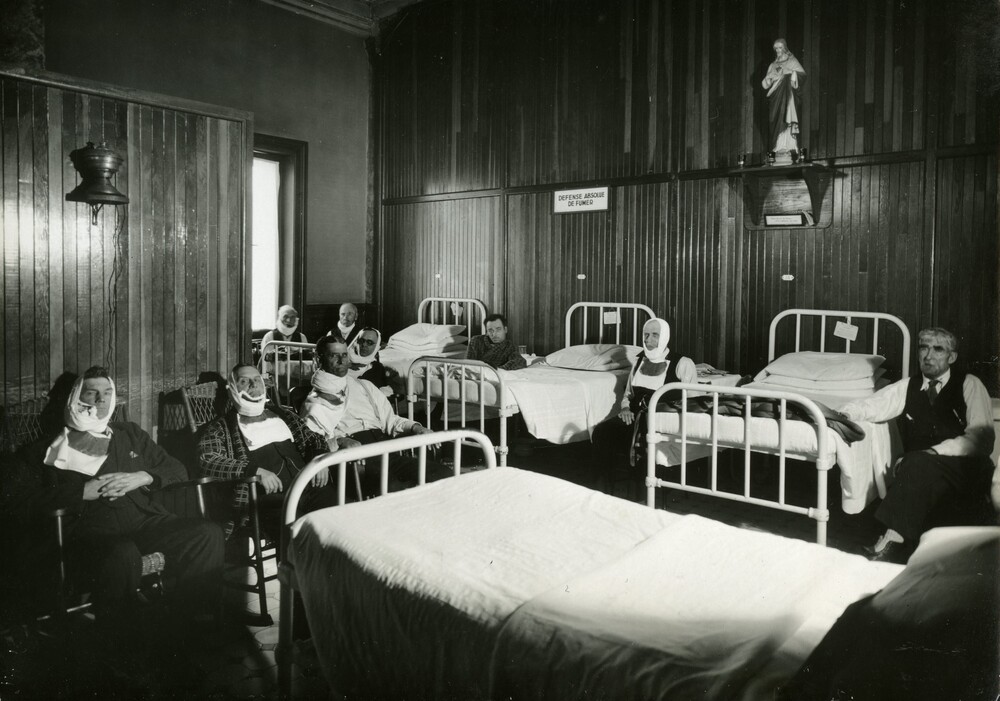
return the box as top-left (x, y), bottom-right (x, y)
top-left (840, 327), bottom-right (994, 563)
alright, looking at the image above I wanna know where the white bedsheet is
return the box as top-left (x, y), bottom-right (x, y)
top-left (380, 346), bottom-right (467, 377)
top-left (489, 514), bottom-right (903, 701)
top-left (652, 384), bottom-right (894, 513)
top-left (503, 363), bottom-right (630, 443)
top-left (288, 468), bottom-right (679, 700)
top-left (408, 362), bottom-right (631, 444)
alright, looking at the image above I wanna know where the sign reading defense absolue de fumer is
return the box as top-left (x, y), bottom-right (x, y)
top-left (553, 187), bottom-right (609, 213)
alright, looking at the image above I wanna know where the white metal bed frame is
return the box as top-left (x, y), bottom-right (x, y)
top-left (276, 429), bottom-right (498, 699)
top-left (259, 339), bottom-right (315, 409)
top-left (645, 309), bottom-right (911, 546)
top-left (416, 296), bottom-right (488, 338)
top-left (406, 301), bottom-right (656, 466)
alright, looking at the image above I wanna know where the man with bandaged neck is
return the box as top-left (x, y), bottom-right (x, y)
top-left (197, 364), bottom-right (336, 541)
top-left (301, 337), bottom-right (452, 495)
top-left (0, 366), bottom-right (223, 621)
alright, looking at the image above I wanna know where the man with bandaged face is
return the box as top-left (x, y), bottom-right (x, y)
top-left (197, 363), bottom-right (336, 541)
top-left (0, 366), bottom-right (224, 620)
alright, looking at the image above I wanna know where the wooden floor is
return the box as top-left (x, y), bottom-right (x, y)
top-left (0, 439), bottom-right (888, 700)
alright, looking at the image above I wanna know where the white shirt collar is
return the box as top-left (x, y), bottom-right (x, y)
top-left (922, 369), bottom-right (950, 390)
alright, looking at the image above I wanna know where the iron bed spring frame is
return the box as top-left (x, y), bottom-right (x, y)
top-left (405, 301), bottom-right (657, 466)
top-left (645, 382), bottom-right (835, 545)
top-left (407, 356), bottom-right (514, 465)
top-left (258, 339), bottom-right (315, 408)
top-left (643, 308), bottom-right (911, 547)
top-left (275, 429), bottom-right (499, 700)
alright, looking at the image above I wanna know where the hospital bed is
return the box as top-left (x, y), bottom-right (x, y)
top-left (378, 296), bottom-right (488, 378)
top-left (406, 301), bottom-right (655, 465)
top-left (644, 309), bottom-right (911, 545)
top-left (259, 297), bottom-right (487, 408)
top-left (274, 432), bottom-right (995, 701)
top-left (259, 339), bottom-right (315, 407)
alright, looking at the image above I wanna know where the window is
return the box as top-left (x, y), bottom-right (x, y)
top-left (251, 158), bottom-right (280, 329)
top-left (251, 135), bottom-right (307, 331)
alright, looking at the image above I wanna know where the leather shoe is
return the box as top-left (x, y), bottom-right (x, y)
top-left (864, 540), bottom-right (912, 564)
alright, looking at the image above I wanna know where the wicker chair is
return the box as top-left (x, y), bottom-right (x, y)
top-left (0, 395), bottom-right (189, 621)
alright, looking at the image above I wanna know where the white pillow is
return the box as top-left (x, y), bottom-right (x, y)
top-left (545, 344), bottom-right (633, 371)
top-left (751, 373), bottom-right (876, 391)
top-left (762, 351), bottom-right (885, 382)
top-left (386, 334), bottom-right (468, 352)
top-left (388, 323), bottom-right (467, 345)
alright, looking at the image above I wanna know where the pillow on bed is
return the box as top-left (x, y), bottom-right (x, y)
top-left (545, 344), bottom-right (633, 371)
top-left (385, 335), bottom-right (468, 353)
top-left (388, 323), bottom-right (468, 346)
top-left (751, 372), bottom-right (878, 391)
top-left (762, 351), bottom-right (885, 382)
top-left (780, 527), bottom-right (1000, 701)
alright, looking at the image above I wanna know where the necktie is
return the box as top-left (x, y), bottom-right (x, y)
top-left (926, 379), bottom-right (939, 404)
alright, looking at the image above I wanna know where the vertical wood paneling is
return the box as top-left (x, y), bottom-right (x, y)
top-left (381, 197), bottom-right (502, 336)
top-left (1, 73), bottom-right (248, 433)
top-left (376, 0), bottom-right (999, 390)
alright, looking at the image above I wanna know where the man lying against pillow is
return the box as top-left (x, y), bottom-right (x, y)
top-left (466, 313), bottom-right (527, 371)
top-left (839, 327), bottom-right (994, 563)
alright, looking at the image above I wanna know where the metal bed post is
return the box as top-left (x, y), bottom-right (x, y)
top-left (276, 430), bottom-right (498, 700)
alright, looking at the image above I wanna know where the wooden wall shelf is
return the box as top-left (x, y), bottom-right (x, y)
top-left (731, 162), bottom-right (835, 230)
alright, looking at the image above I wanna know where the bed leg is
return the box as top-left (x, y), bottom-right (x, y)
top-left (277, 580), bottom-right (295, 699)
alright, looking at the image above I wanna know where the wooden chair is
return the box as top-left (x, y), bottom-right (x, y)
top-left (181, 380), bottom-right (277, 626)
top-left (0, 395), bottom-right (206, 622)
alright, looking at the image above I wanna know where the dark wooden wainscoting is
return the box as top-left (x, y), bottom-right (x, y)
top-left (374, 0), bottom-right (999, 390)
top-left (1, 68), bottom-right (250, 432)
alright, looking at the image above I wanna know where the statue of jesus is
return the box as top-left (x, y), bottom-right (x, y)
top-left (761, 38), bottom-right (806, 164)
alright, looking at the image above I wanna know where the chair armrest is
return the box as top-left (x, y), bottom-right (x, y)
top-left (158, 476), bottom-right (217, 492)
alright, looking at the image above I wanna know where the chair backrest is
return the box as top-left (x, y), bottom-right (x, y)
top-left (181, 381), bottom-right (227, 434)
top-left (2, 397), bottom-right (129, 453)
top-left (1, 397), bottom-right (49, 453)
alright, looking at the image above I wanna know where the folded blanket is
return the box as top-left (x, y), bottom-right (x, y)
top-left (659, 395), bottom-right (866, 444)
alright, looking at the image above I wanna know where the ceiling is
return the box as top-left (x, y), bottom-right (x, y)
top-left (261, 0), bottom-right (424, 36)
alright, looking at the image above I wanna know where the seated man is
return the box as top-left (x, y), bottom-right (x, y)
top-left (840, 327), bottom-right (994, 563)
top-left (301, 337), bottom-right (451, 493)
top-left (347, 326), bottom-right (402, 396)
top-left (466, 313), bottom-right (527, 370)
top-left (327, 302), bottom-right (360, 346)
top-left (0, 366), bottom-right (223, 622)
top-left (197, 364), bottom-right (337, 540)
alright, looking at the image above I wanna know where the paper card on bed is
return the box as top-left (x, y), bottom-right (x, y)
top-left (834, 321), bottom-right (858, 342)
top-left (602, 311), bottom-right (620, 325)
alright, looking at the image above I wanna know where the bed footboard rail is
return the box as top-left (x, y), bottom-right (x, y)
top-left (418, 296), bottom-right (488, 338)
top-left (406, 355), bottom-right (515, 466)
top-left (564, 302), bottom-right (656, 347)
top-left (645, 382), bottom-right (834, 545)
top-left (769, 309), bottom-right (911, 378)
top-left (258, 339), bottom-right (315, 408)
top-left (276, 428), bottom-right (496, 699)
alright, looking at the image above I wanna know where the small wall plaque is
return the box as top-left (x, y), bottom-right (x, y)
top-left (764, 213), bottom-right (806, 226)
top-left (554, 187), bottom-right (609, 213)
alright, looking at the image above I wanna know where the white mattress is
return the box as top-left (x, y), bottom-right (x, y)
top-left (409, 362), bottom-right (631, 445)
top-left (652, 384), bottom-right (894, 513)
top-left (288, 467), bottom-right (679, 700)
top-left (380, 346), bottom-right (468, 377)
top-left (490, 514), bottom-right (903, 701)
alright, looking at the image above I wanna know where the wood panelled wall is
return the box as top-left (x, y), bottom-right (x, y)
top-left (376, 0), bottom-right (999, 391)
top-left (1, 70), bottom-right (249, 432)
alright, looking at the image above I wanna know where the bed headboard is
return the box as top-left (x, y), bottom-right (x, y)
top-left (564, 302), bottom-right (656, 348)
top-left (418, 297), bottom-right (488, 339)
top-left (768, 309), bottom-right (911, 378)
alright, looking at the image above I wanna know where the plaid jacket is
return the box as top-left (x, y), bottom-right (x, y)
top-left (197, 405), bottom-right (326, 536)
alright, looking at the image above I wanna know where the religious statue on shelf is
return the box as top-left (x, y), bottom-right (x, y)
top-left (761, 38), bottom-right (806, 165)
